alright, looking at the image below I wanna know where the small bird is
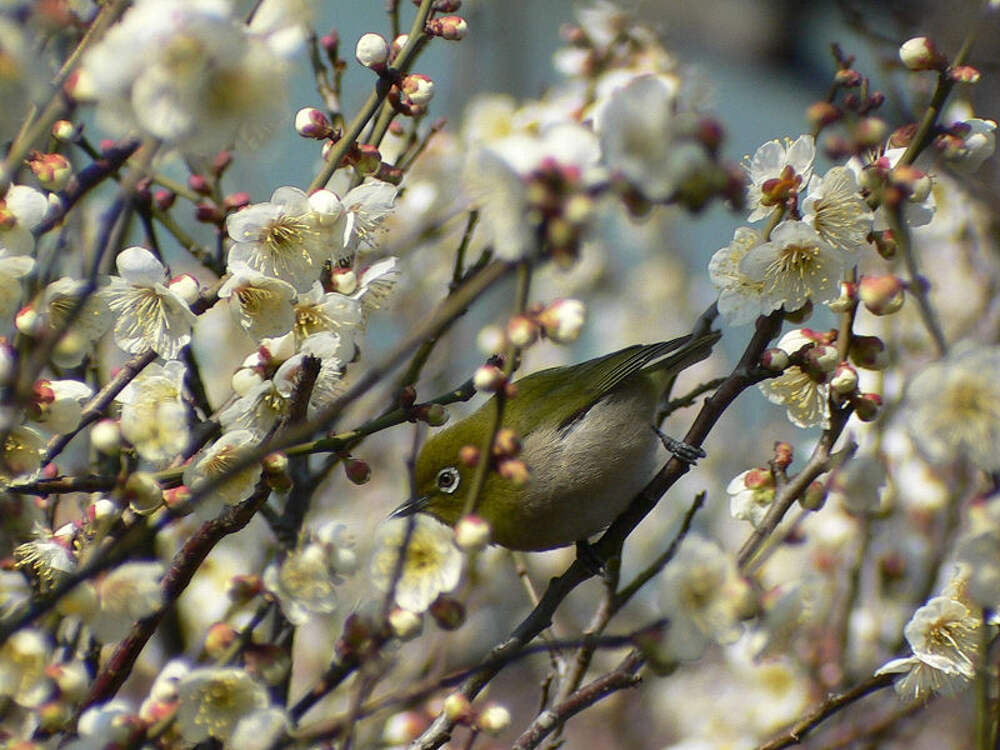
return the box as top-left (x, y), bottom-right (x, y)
top-left (393, 331), bottom-right (721, 551)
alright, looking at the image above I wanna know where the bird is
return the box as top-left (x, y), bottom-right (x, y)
top-left (392, 331), bottom-right (721, 551)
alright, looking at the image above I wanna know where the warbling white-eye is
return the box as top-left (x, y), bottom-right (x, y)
top-left (393, 331), bottom-right (721, 551)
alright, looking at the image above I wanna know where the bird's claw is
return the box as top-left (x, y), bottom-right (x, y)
top-left (651, 426), bottom-right (706, 466)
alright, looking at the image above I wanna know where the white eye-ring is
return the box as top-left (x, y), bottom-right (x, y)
top-left (436, 467), bottom-right (460, 494)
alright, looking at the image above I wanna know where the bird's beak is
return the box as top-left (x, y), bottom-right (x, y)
top-left (390, 496), bottom-right (429, 518)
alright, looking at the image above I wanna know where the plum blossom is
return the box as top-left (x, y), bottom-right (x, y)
top-left (744, 135), bottom-right (815, 222)
top-left (218, 262), bottom-right (297, 340)
top-left (89, 561), bottom-right (165, 643)
top-left (759, 329), bottom-right (831, 429)
top-left (102, 247), bottom-right (197, 359)
top-left (175, 666), bottom-right (269, 743)
top-left (371, 515), bottom-right (462, 613)
top-left (708, 226), bottom-right (766, 325)
top-left (801, 166), bottom-right (873, 253)
top-left (183, 430), bottom-right (262, 520)
top-left (116, 360), bottom-right (189, 464)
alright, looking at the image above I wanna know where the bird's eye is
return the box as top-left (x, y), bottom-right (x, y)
top-left (436, 467), bottom-right (460, 494)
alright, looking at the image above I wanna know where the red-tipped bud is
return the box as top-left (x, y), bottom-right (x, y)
top-left (195, 201), bottom-right (223, 223)
top-left (849, 335), bottom-right (889, 370)
top-left (163, 485), bottom-right (192, 515)
top-left (458, 445), bottom-right (480, 467)
top-left (27, 152), bottom-right (72, 191)
top-left (426, 15), bottom-right (468, 40)
top-left (429, 595), bottom-right (465, 630)
top-left (899, 37), bottom-right (946, 71)
top-left (473, 364), bottom-right (505, 392)
top-left (295, 107), bottom-right (333, 139)
top-left (154, 189), bottom-right (176, 211)
top-left (800, 480), bottom-right (827, 511)
top-left (830, 362), bottom-right (859, 395)
top-left (773, 442), bottom-right (794, 470)
top-left (454, 514), bottom-right (491, 552)
top-left (51, 119), bottom-right (80, 142)
top-left (852, 392), bottom-right (882, 422)
top-left (344, 457), bottom-right (371, 485)
top-left (223, 192), bottom-right (251, 212)
top-left (948, 65), bottom-right (980, 84)
top-left (537, 298), bottom-right (585, 343)
top-left (834, 68), bottom-right (862, 87)
top-left (188, 174), bottom-right (212, 196)
top-left (760, 348), bottom-right (789, 372)
top-left (806, 344), bottom-right (840, 374)
top-left (167, 273), bottom-right (199, 304)
top-left (744, 467), bottom-right (774, 490)
top-left (859, 274), bottom-right (905, 316)
top-left (400, 74), bottom-right (435, 106)
top-left (497, 458), bottom-right (530, 486)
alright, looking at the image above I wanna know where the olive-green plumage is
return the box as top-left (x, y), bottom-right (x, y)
top-left (397, 332), bottom-right (720, 551)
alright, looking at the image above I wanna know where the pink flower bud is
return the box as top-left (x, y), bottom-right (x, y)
top-left (188, 174), bottom-right (211, 195)
top-left (537, 298), bottom-right (585, 344)
top-left (168, 273), bottom-right (199, 304)
top-left (426, 15), bottom-right (468, 40)
top-left (849, 335), bottom-right (889, 370)
top-left (760, 347), bottom-right (789, 372)
top-left (473, 363), bottom-right (505, 392)
top-left (830, 362), bottom-right (859, 395)
top-left (163, 485), bottom-right (193, 515)
top-left (344, 457), bottom-right (371, 485)
top-left (454, 514), bottom-right (491, 552)
top-left (858, 274), bottom-right (905, 316)
top-left (492, 428), bottom-right (521, 458)
top-left (429, 596), bottom-right (465, 630)
top-left (329, 267), bottom-right (358, 295)
top-left (355, 32), bottom-right (389, 69)
top-left (773, 442), bottom-right (794, 470)
top-left (899, 36), bottom-right (946, 71)
top-left (497, 458), bottom-right (530, 486)
top-left (27, 152), bottom-right (72, 191)
top-left (401, 74), bottom-right (435, 106)
top-left (852, 392), bottom-right (882, 422)
top-left (744, 467), bottom-right (774, 489)
top-left (807, 344), bottom-right (840, 374)
top-left (51, 119), bottom-right (80, 142)
top-left (154, 189), bottom-right (176, 211)
top-left (294, 107), bottom-right (333, 139)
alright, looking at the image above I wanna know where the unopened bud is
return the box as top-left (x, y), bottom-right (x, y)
top-left (329, 267), bottom-right (358, 295)
top-left (355, 32), bottom-right (389, 69)
top-left (354, 143), bottom-right (382, 175)
top-left (506, 315), bottom-right (539, 348)
top-left (195, 201), bottom-right (222, 223)
top-left (188, 174), bottom-right (211, 195)
top-left (168, 273), bottom-right (199, 304)
top-left (295, 107), bottom-right (333, 139)
top-left (478, 703), bottom-right (512, 736)
top-left (125, 472), bottom-right (162, 515)
top-left (388, 607), bottom-right (423, 641)
top-left (163, 485), bottom-right (193, 515)
top-left (773, 442), bottom-right (794, 470)
top-left (834, 68), bottom-right (862, 87)
top-left (427, 15), bottom-right (468, 40)
top-left (473, 364), bottom-right (505, 392)
top-left (948, 65), bottom-right (981, 84)
top-left (800, 481), bottom-right (827, 511)
top-left (400, 74), bottom-right (435, 106)
top-left (858, 274), bottom-right (905, 316)
top-left (899, 37), bottom-right (945, 71)
top-left (458, 444), bottom-right (480, 467)
top-left (419, 403), bottom-right (449, 427)
top-left (476, 325), bottom-right (507, 355)
top-left (223, 192), bottom-right (251, 212)
top-left (15, 304), bottom-right (43, 337)
top-left (91, 419), bottom-right (121, 454)
top-left (204, 622), bottom-right (237, 660)
top-left (852, 392), bottom-right (883, 422)
top-left (391, 34), bottom-right (409, 58)
top-left (154, 189), bottom-right (176, 211)
top-left (51, 119), bottom-right (80, 142)
top-left (807, 344), bottom-right (840, 374)
top-left (854, 117), bottom-right (888, 148)
top-left (849, 335), bottom-right (889, 370)
top-left (830, 363), bottom-right (859, 394)
top-left (806, 101), bottom-right (841, 130)
top-left (429, 596), bottom-right (465, 630)
top-left (492, 428), bottom-right (520, 457)
top-left (497, 458), bottom-right (530, 486)
top-left (442, 693), bottom-right (472, 722)
top-left (744, 467), bottom-right (774, 489)
top-left (344, 457), bottom-right (371, 485)
top-left (537, 298), bottom-right (585, 344)
top-left (454, 514), bottom-right (491, 552)
top-left (760, 347), bottom-right (789, 372)
top-left (262, 452), bottom-right (289, 477)
top-left (28, 152), bottom-right (72, 192)
top-left (227, 574), bottom-right (263, 603)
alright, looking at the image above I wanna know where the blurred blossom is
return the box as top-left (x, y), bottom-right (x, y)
top-left (349, 256), bottom-right (401, 319)
top-left (0, 629), bottom-right (52, 708)
top-left (263, 542), bottom-right (343, 625)
top-left (183, 429), bottom-right (262, 519)
top-left (116, 360), bottom-right (189, 464)
top-left (876, 595), bottom-right (980, 701)
top-left (744, 135), bottom-right (815, 222)
top-left (658, 534), bottom-right (751, 661)
top-left (89, 561), bottom-right (165, 643)
top-left (0, 18), bottom-right (46, 140)
top-left (26, 277), bottom-right (112, 369)
top-left (66, 701), bottom-right (137, 750)
top-left (2, 424), bottom-right (46, 480)
top-left (102, 247), bottom-right (197, 359)
top-left (371, 515), bottom-right (462, 613)
top-left (31, 378), bottom-right (93, 434)
top-left (758, 329), bottom-right (830, 429)
top-left (175, 666), bottom-right (269, 743)
top-left (849, 148), bottom-right (936, 231)
top-left (0, 185), bottom-right (46, 320)
top-left (904, 344), bottom-right (1000, 472)
top-left (727, 468), bottom-right (775, 528)
top-left (79, 0), bottom-right (290, 153)
top-left (225, 706), bottom-right (290, 750)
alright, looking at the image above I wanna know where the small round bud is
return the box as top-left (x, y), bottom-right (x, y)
top-left (419, 403), bottom-right (449, 427)
top-left (858, 274), bottom-right (905, 316)
top-left (800, 480), bottom-right (827, 511)
top-left (829, 363), bottom-right (859, 395)
top-left (168, 273), bottom-right (199, 304)
top-left (478, 704), bottom-right (512, 736)
top-left (948, 64), bottom-right (981, 84)
top-left (806, 101), bottom-right (841, 130)
top-left (90, 497), bottom-right (117, 521)
top-left (15, 304), bottom-right (42, 337)
top-left (442, 693), bottom-right (472, 722)
top-left (388, 607), bottom-right (423, 641)
top-left (154, 189), bottom-right (176, 211)
top-left (476, 325), bottom-right (507, 355)
top-left (195, 201), bottom-right (222, 224)
top-left (354, 143), bottom-right (382, 175)
top-left (760, 347), bottom-right (789, 372)
top-left (808, 344), bottom-right (840, 374)
top-left (899, 37), bottom-right (945, 71)
top-left (429, 596), bottom-right (465, 630)
top-left (498, 458), bottom-right (530, 486)
top-left (51, 119), bottom-right (80, 142)
top-left (125, 472), bottom-right (162, 515)
top-left (262, 452), bottom-right (289, 477)
top-left (492, 428), bottom-right (520, 457)
top-left (294, 107), bottom-right (333, 139)
top-left (473, 363), bottom-right (505, 392)
top-left (852, 392), bottom-right (882, 422)
top-left (27, 152), bottom-right (72, 191)
top-left (744, 467), bottom-right (774, 490)
top-left (224, 192), bottom-right (251, 212)
top-left (204, 622), bottom-right (237, 660)
top-left (426, 15), bottom-right (468, 40)
top-left (454, 514), bottom-right (491, 552)
top-left (506, 315), bottom-right (539, 348)
top-left (91, 419), bottom-right (121, 454)
top-left (391, 34), bottom-right (409, 58)
top-left (401, 74), bottom-right (435, 106)
top-left (854, 117), bottom-right (888, 149)
top-left (188, 174), bottom-right (211, 195)
top-left (382, 711), bottom-right (428, 744)
top-left (849, 335), bottom-right (889, 371)
top-left (344, 457), bottom-right (371, 485)
top-left (227, 574), bottom-right (263, 603)
top-left (329, 267), bottom-right (358, 295)
top-left (537, 298), bottom-right (585, 344)
top-left (162, 485), bottom-right (192, 515)
top-left (834, 68), bottom-right (862, 87)
top-left (773, 442), bottom-right (794, 471)
top-left (458, 444), bottom-right (480, 467)
top-left (355, 32), bottom-right (389, 69)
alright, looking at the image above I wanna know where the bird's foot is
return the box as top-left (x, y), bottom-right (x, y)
top-left (651, 426), bottom-right (706, 466)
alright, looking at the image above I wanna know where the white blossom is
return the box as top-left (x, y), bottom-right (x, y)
top-left (116, 360), bottom-right (189, 464)
top-left (183, 430), bottom-right (262, 520)
top-left (708, 226), bottom-right (766, 325)
top-left (758, 329), bottom-right (830, 429)
top-left (89, 561), bottom-right (165, 643)
top-left (801, 166), bottom-right (873, 253)
top-left (744, 135), bottom-right (815, 222)
top-left (0, 629), bottom-right (52, 708)
top-left (371, 516), bottom-right (462, 613)
top-left (175, 666), bottom-right (269, 743)
top-left (218, 262), bottom-right (297, 340)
